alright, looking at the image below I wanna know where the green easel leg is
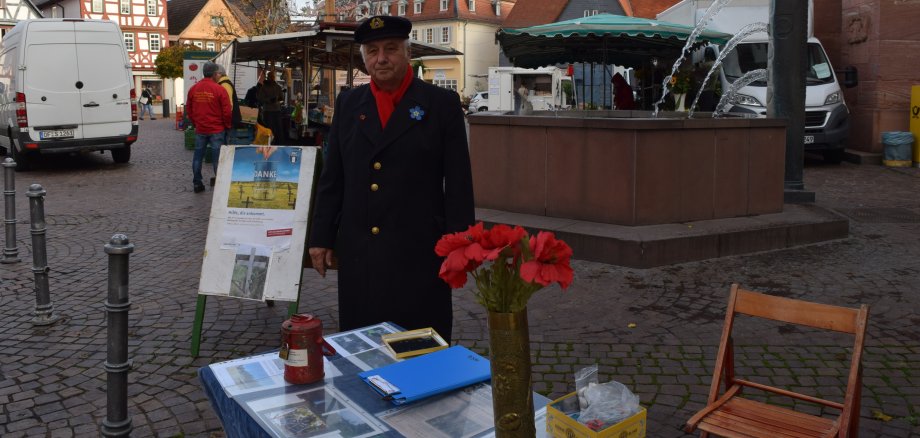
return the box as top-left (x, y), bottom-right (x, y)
top-left (191, 294), bottom-right (207, 357)
top-left (287, 288), bottom-right (301, 317)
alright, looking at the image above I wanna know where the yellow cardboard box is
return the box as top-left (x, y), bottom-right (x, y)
top-left (546, 392), bottom-right (646, 438)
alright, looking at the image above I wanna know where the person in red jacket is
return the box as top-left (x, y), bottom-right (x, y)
top-left (186, 62), bottom-right (232, 193)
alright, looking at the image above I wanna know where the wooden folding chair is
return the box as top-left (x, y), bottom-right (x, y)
top-left (685, 284), bottom-right (869, 438)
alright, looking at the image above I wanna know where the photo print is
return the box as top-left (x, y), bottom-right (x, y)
top-left (229, 146), bottom-right (303, 210)
top-left (230, 243), bottom-right (271, 300)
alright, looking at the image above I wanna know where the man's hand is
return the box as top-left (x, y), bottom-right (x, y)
top-left (309, 247), bottom-right (334, 277)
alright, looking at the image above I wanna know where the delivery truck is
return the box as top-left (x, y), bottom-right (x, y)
top-left (658, 0), bottom-right (857, 163)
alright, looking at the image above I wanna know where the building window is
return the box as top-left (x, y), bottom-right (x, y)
top-left (433, 79), bottom-right (457, 91)
top-left (146, 0), bottom-right (157, 16)
top-left (120, 0), bottom-right (130, 14)
top-left (206, 41), bottom-right (215, 51)
top-left (124, 32), bottom-right (134, 51)
top-left (439, 0), bottom-right (447, 10)
top-left (398, 2), bottom-right (406, 15)
top-left (425, 28), bottom-right (433, 44)
top-left (468, 0), bottom-right (474, 11)
top-left (149, 34), bottom-right (161, 51)
top-left (440, 26), bottom-right (450, 44)
top-left (92, 0), bottom-right (102, 13)
top-left (210, 16), bottom-right (224, 26)
top-left (193, 41), bottom-right (203, 48)
top-left (411, 29), bottom-right (418, 40)
top-left (414, 1), bottom-right (422, 13)
top-left (221, 43), bottom-right (229, 50)
top-left (494, 0), bottom-right (500, 15)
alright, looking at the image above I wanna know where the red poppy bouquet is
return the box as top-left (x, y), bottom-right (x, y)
top-left (435, 222), bottom-right (574, 313)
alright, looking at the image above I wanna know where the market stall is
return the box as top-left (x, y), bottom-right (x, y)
top-left (213, 22), bottom-right (462, 146)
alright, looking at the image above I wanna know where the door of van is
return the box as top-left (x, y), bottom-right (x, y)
top-left (22, 21), bottom-right (85, 141)
top-left (73, 21), bottom-right (132, 138)
top-left (22, 21), bottom-right (131, 141)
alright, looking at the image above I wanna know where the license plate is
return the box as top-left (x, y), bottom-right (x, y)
top-left (804, 135), bottom-right (815, 144)
top-left (40, 129), bottom-right (74, 139)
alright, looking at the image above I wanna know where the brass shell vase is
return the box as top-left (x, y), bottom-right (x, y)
top-left (488, 308), bottom-right (535, 438)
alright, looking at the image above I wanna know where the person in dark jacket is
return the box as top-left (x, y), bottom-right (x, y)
top-left (308, 15), bottom-right (475, 341)
top-left (257, 67), bottom-right (285, 144)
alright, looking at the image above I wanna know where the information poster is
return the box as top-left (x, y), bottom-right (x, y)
top-left (182, 51), bottom-right (217, 106)
top-left (198, 145), bottom-right (318, 301)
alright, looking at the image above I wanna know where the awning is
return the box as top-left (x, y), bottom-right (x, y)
top-left (218, 23), bottom-right (462, 73)
top-left (497, 13), bottom-right (731, 69)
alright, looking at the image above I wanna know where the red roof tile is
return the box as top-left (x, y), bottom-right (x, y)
top-left (502, 0), bottom-right (566, 28)
top-left (630, 0), bottom-right (681, 19)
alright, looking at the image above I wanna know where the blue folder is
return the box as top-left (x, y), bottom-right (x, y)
top-left (358, 345), bottom-right (491, 405)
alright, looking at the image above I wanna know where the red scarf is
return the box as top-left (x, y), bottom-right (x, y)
top-left (370, 65), bottom-right (414, 129)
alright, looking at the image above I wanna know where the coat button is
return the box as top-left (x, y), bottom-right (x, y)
top-left (371, 226), bottom-right (380, 235)
top-left (373, 162), bottom-right (382, 170)
top-left (370, 183), bottom-right (379, 191)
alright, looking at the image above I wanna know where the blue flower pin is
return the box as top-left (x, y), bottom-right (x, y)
top-left (409, 106), bottom-right (425, 121)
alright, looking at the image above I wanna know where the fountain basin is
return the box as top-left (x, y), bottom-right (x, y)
top-left (469, 110), bottom-right (787, 226)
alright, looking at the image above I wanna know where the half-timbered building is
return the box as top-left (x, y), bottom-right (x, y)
top-left (0, 0), bottom-right (44, 40)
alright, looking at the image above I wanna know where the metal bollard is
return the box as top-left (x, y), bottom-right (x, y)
top-left (27, 184), bottom-right (59, 326)
top-left (2, 158), bottom-right (20, 263)
top-left (101, 234), bottom-right (133, 438)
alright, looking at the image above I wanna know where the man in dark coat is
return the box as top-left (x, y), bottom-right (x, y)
top-left (308, 15), bottom-right (475, 342)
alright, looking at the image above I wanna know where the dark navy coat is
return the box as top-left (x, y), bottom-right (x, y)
top-left (308, 78), bottom-right (475, 341)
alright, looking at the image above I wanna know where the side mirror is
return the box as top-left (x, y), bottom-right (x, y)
top-left (839, 66), bottom-right (858, 88)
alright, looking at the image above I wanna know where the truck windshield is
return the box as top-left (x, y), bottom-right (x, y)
top-left (722, 42), bottom-right (835, 86)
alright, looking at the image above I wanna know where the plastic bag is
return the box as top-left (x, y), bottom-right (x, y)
top-left (578, 380), bottom-right (641, 428)
top-left (574, 364), bottom-right (599, 410)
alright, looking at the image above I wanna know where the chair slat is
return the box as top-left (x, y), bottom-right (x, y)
top-left (734, 378), bottom-right (844, 409)
top-left (701, 410), bottom-right (830, 438)
top-left (734, 288), bottom-right (859, 333)
top-left (725, 398), bottom-right (838, 432)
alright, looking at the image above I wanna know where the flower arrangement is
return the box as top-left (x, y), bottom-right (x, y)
top-left (669, 70), bottom-right (693, 95)
top-left (435, 222), bottom-right (574, 313)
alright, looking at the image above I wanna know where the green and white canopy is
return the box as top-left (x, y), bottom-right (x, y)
top-left (497, 13), bottom-right (731, 69)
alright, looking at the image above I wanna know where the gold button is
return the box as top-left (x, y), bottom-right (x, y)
top-left (373, 162), bottom-right (382, 170)
top-left (371, 226), bottom-right (380, 235)
top-left (370, 183), bottom-right (379, 192)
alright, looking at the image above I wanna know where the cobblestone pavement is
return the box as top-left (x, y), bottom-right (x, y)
top-left (1, 119), bottom-right (919, 437)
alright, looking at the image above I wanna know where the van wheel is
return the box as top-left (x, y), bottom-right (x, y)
top-left (10, 141), bottom-right (33, 171)
top-left (112, 146), bottom-right (131, 164)
top-left (478, 107), bottom-right (488, 112)
top-left (823, 149), bottom-right (844, 164)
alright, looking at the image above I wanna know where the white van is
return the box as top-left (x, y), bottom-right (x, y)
top-left (0, 19), bottom-right (138, 170)
top-left (658, 0), bottom-right (859, 163)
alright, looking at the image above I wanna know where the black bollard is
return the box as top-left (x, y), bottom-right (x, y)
top-left (2, 158), bottom-right (20, 263)
top-left (101, 234), bottom-right (133, 438)
top-left (27, 184), bottom-right (59, 326)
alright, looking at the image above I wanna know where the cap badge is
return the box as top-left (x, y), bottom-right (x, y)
top-left (370, 17), bottom-right (384, 29)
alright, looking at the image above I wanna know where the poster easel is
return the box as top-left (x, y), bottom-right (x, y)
top-left (191, 145), bottom-right (323, 357)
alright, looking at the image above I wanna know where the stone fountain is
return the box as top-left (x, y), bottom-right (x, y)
top-left (470, 0), bottom-right (844, 268)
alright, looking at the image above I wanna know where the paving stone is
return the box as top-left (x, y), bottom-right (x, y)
top-left (1, 122), bottom-right (920, 436)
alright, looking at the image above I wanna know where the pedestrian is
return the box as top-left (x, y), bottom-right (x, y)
top-left (215, 65), bottom-right (243, 186)
top-left (611, 72), bottom-right (635, 110)
top-left (307, 15), bottom-right (475, 342)
top-left (138, 85), bottom-right (156, 120)
top-left (185, 62), bottom-right (231, 193)
top-left (256, 66), bottom-right (285, 144)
